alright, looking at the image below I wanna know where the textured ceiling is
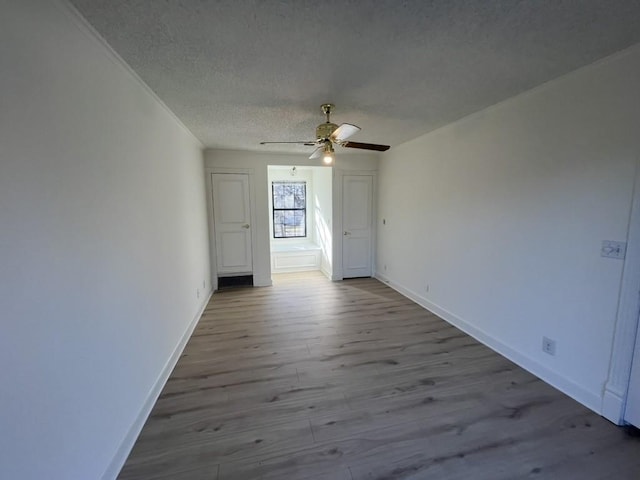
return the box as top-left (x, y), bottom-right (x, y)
top-left (69, 0), bottom-right (640, 153)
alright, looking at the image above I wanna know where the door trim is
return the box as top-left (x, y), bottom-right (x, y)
top-left (206, 167), bottom-right (258, 291)
top-left (603, 157), bottom-right (640, 424)
top-left (334, 170), bottom-right (377, 280)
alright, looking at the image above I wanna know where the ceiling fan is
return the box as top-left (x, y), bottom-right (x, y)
top-left (260, 104), bottom-right (390, 164)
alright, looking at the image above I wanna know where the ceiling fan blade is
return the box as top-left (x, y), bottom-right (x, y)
top-left (309, 147), bottom-right (323, 159)
top-left (342, 141), bottom-right (390, 152)
top-left (331, 123), bottom-right (360, 142)
top-left (260, 141), bottom-right (317, 146)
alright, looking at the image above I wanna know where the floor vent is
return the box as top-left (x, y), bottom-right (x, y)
top-left (218, 275), bottom-right (254, 289)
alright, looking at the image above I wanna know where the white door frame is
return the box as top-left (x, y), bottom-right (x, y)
top-left (211, 172), bottom-right (253, 276)
top-left (205, 167), bottom-right (257, 291)
top-left (332, 169), bottom-right (377, 281)
top-left (603, 158), bottom-right (640, 424)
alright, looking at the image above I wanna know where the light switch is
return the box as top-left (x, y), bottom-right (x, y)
top-left (601, 240), bottom-right (626, 259)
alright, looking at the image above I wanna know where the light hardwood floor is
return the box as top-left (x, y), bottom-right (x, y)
top-left (118, 272), bottom-right (640, 480)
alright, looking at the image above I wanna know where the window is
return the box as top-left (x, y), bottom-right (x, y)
top-left (272, 181), bottom-right (306, 238)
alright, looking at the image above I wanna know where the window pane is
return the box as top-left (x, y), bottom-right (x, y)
top-left (294, 184), bottom-right (305, 208)
top-left (273, 184), bottom-right (286, 208)
top-left (272, 181), bottom-right (306, 238)
top-left (273, 211), bottom-right (285, 237)
top-left (273, 209), bottom-right (306, 238)
top-left (284, 188), bottom-right (294, 208)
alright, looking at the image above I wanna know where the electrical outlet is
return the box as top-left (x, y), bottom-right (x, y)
top-left (196, 288), bottom-right (200, 299)
top-left (203, 280), bottom-right (206, 289)
top-left (424, 284), bottom-right (430, 293)
top-left (384, 264), bottom-right (387, 271)
top-left (542, 336), bottom-right (556, 356)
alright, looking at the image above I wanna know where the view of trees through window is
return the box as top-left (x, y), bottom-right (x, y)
top-left (272, 181), bottom-right (306, 238)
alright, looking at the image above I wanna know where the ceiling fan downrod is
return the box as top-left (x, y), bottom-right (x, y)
top-left (321, 103), bottom-right (334, 123)
top-left (317, 104), bottom-right (338, 140)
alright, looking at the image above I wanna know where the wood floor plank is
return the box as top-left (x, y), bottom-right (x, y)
top-left (117, 272), bottom-right (639, 480)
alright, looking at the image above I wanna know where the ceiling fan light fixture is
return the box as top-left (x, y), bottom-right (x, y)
top-left (323, 142), bottom-right (334, 164)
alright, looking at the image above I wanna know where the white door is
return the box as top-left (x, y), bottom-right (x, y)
top-left (212, 173), bottom-right (253, 275)
top-left (343, 175), bottom-right (373, 278)
top-left (624, 314), bottom-right (640, 427)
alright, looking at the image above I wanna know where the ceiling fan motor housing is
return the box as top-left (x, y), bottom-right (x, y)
top-left (316, 122), bottom-right (338, 141)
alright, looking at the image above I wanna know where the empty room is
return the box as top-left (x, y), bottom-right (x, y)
top-left (2, 1), bottom-right (640, 479)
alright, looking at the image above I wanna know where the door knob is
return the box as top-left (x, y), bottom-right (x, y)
top-left (343, 231), bottom-right (351, 236)
top-left (242, 224), bottom-right (250, 229)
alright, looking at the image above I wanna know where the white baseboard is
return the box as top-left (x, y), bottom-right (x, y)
top-left (100, 290), bottom-right (213, 480)
top-left (602, 388), bottom-right (626, 425)
top-left (374, 272), bottom-right (602, 414)
top-left (272, 266), bottom-right (321, 274)
top-left (320, 264), bottom-right (332, 280)
top-left (253, 274), bottom-right (273, 287)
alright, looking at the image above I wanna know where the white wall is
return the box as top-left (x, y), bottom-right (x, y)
top-left (313, 167), bottom-right (334, 277)
top-left (376, 45), bottom-right (640, 413)
top-left (0, 2), bottom-right (211, 479)
top-left (205, 149), bottom-right (378, 284)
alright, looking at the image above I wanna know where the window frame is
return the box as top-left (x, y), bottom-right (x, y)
top-left (271, 181), bottom-right (307, 239)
